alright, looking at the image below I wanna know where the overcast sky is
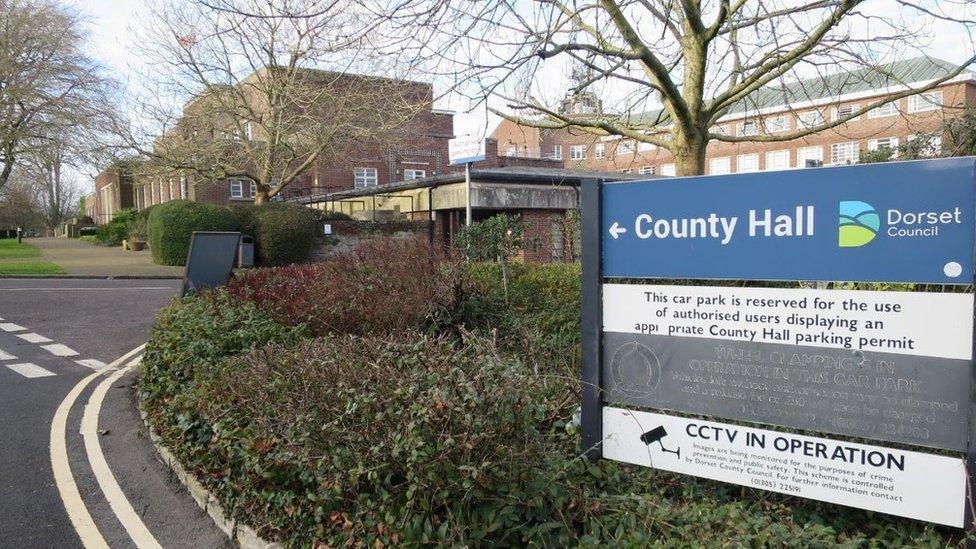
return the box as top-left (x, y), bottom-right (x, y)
top-left (70, 0), bottom-right (976, 144)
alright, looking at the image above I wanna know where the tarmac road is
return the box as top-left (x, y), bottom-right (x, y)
top-left (0, 278), bottom-right (231, 548)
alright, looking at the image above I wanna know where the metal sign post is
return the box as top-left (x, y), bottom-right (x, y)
top-left (581, 157), bottom-right (976, 530)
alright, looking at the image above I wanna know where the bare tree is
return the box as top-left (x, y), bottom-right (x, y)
top-left (113, 0), bottom-right (439, 204)
top-left (408, 1), bottom-right (976, 175)
top-left (22, 139), bottom-right (81, 227)
top-left (0, 0), bottom-right (113, 190)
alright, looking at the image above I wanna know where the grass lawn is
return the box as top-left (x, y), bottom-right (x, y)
top-left (0, 239), bottom-right (41, 259)
top-left (0, 239), bottom-right (63, 275)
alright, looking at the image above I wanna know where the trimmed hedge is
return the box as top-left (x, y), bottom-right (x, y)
top-left (148, 200), bottom-right (241, 265)
top-left (95, 208), bottom-right (137, 245)
top-left (252, 203), bottom-right (314, 266)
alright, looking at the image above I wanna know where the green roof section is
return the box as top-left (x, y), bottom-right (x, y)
top-left (629, 56), bottom-right (970, 125)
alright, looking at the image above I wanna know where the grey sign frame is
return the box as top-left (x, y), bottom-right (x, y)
top-left (579, 176), bottom-right (976, 532)
top-left (181, 231), bottom-right (242, 296)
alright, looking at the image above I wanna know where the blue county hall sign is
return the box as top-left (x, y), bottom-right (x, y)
top-left (601, 158), bottom-right (976, 283)
top-left (580, 157), bottom-right (976, 529)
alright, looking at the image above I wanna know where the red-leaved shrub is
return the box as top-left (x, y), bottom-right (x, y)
top-left (225, 237), bottom-right (459, 336)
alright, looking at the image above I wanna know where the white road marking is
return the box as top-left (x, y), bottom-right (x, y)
top-left (41, 343), bottom-right (78, 357)
top-left (75, 359), bottom-right (108, 370)
top-left (0, 287), bottom-right (173, 292)
top-left (50, 344), bottom-right (144, 549)
top-left (81, 353), bottom-right (163, 549)
top-left (18, 332), bottom-right (52, 343)
top-left (6, 362), bottom-right (56, 378)
top-left (0, 349), bottom-right (15, 361)
top-left (0, 323), bottom-right (25, 332)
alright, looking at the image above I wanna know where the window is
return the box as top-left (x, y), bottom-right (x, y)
top-left (619, 168), bottom-right (633, 174)
top-left (738, 120), bottom-right (759, 136)
top-left (709, 157), bottom-right (731, 175)
top-left (550, 145), bottom-right (563, 160)
top-left (829, 142), bottom-right (859, 165)
top-left (229, 178), bottom-right (252, 198)
top-left (594, 144), bottom-right (606, 159)
top-left (661, 163), bottom-right (676, 176)
top-left (570, 144), bottom-right (587, 160)
top-left (404, 169), bottom-right (426, 180)
top-left (831, 104), bottom-right (859, 122)
top-left (736, 153), bottom-right (759, 173)
top-left (354, 167), bottom-right (378, 189)
top-left (617, 141), bottom-right (635, 155)
top-left (244, 121), bottom-right (253, 140)
top-left (249, 181), bottom-right (257, 198)
top-left (765, 150), bottom-right (790, 171)
top-left (179, 174), bottom-right (187, 199)
top-left (868, 101), bottom-right (898, 118)
top-left (797, 146), bottom-right (824, 168)
top-left (505, 145), bottom-right (517, 157)
top-left (637, 141), bottom-right (655, 152)
top-left (908, 91), bottom-right (942, 113)
top-left (868, 137), bottom-right (900, 151)
top-left (711, 125), bottom-right (728, 136)
top-left (639, 166), bottom-right (655, 175)
top-left (765, 115), bottom-right (789, 133)
top-left (798, 110), bottom-right (825, 128)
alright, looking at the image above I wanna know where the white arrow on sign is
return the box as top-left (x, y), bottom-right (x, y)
top-left (609, 222), bottom-right (627, 239)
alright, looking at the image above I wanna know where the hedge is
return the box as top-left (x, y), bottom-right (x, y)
top-left (147, 200), bottom-right (241, 265)
top-left (139, 256), bottom-right (956, 547)
top-left (251, 203), bottom-right (315, 266)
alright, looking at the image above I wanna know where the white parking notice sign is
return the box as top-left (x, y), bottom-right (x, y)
top-left (602, 407), bottom-right (966, 527)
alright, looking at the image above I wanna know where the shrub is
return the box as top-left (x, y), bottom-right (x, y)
top-left (95, 208), bottom-right (137, 245)
top-left (226, 236), bottom-right (458, 336)
top-left (128, 206), bottom-right (153, 241)
top-left (147, 200), bottom-right (241, 265)
top-left (139, 291), bottom-right (307, 443)
top-left (460, 262), bottom-right (581, 376)
top-left (78, 226), bottom-right (98, 237)
top-left (252, 203), bottom-right (315, 266)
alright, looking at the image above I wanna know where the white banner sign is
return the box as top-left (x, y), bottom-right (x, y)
top-left (448, 133), bottom-right (486, 165)
top-left (603, 407), bottom-right (966, 527)
top-left (603, 284), bottom-right (974, 361)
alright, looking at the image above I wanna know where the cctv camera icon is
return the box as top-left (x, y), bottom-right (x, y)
top-left (641, 425), bottom-right (681, 458)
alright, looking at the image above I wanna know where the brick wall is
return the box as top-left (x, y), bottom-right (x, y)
top-left (519, 209), bottom-right (573, 263)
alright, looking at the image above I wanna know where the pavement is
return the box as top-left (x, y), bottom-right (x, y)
top-left (29, 238), bottom-right (185, 277)
top-left (0, 278), bottom-right (231, 548)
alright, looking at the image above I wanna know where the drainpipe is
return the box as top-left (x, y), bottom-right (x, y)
top-left (465, 162), bottom-right (472, 226)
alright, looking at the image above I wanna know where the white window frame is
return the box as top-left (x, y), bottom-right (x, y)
top-left (249, 181), bottom-right (257, 198)
top-left (831, 104), bottom-right (860, 122)
top-left (867, 101), bottom-right (899, 118)
top-left (797, 146), bottom-right (824, 168)
top-left (829, 142), bottom-right (860, 165)
top-left (230, 179), bottom-right (244, 198)
top-left (908, 91), bottom-right (942, 113)
top-left (765, 115), bottom-right (790, 134)
top-left (617, 141), bottom-right (635, 156)
top-left (619, 168), bottom-right (633, 174)
top-left (736, 153), bottom-right (759, 173)
top-left (179, 174), bottom-right (187, 199)
top-left (638, 165), bottom-right (655, 175)
top-left (798, 111), bottom-right (825, 128)
top-left (550, 145), bottom-right (563, 160)
top-left (661, 163), bottom-right (676, 176)
top-left (711, 125), bottom-right (728, 136)
top-left (404, 169), bottom-right (426, 180)
top-left (594, 143), bottom-right (606, 159)
top-left (765, 150), bottom-right (790, 171)
top-left (354, 167), bottom-right (378, 189)
top-left (868, 137), bottom-right (900, 152)
top-left (244, 120), bottom-right (253, 140)
top-left (738, 120), bottom-right (759, 137)
top-left (505, 145), bottom-right (517, 157)
top-left (637, 141), bottom-right (655, 152)
top-left (709, 157), bottom-right (731, 175)
top-left (570, 144), bottom-right (587, 160)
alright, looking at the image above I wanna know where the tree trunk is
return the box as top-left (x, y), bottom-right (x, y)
top-left (672, 128), bottom-right (708, 176)
top-left (253, 191), bottom-right (267, 205)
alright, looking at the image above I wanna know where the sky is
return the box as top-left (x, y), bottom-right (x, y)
top-left (70, 0), bottom-right (976, 146)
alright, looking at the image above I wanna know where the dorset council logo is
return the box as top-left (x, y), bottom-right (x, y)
top-left (839, 201), bottom-right (880, 247)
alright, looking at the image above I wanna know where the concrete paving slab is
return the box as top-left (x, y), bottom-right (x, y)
top-left (28, 238), bottom-right (184, 277)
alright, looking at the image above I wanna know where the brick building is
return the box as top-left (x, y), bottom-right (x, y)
top-left (491, 56), bottom-right (976, 176)
top-left (89, 69), bottom-right (454, 221)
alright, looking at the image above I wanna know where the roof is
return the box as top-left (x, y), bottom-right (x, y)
top-left (628, 56), bottom-right (972, 125)
top-left (291, 166), bottom-right (645, 203)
